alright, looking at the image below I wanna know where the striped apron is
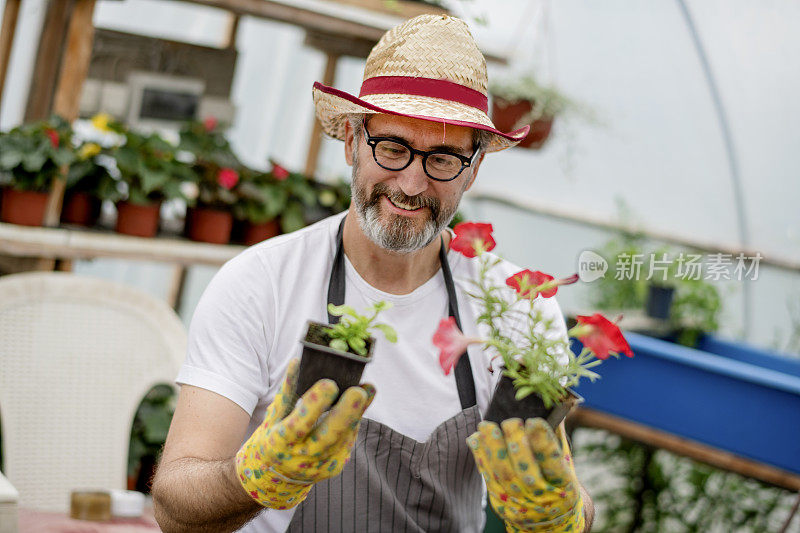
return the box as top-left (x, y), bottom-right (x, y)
top-left (286, 218), bottom-right (483, 532)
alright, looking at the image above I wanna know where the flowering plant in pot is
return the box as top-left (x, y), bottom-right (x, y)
top-left (178, 118), bottom-right (242, 244)
top-left (265, 160), bottom-right (320, 234)
top-left (295, 301), bottom-right (397, 406)
top-left (62, 142), bottom-right (118, 227)
top-left (231, 166), bottom-right (288, 245)
top-left (0, 116), bottom-right (76, 226)
top-left (112, 127), bottom-right (192, 237)
top-left (489, 74), bottom-right (574, 149)
top-left (433, 222), bottom-right (633, 428)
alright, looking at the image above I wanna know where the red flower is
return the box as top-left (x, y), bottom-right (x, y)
top-left (203, 116), bottom-right (218, 132)
top-left (45, 129), bottom-right (59, 148)
top-left (218, 167), bottom-right (239, 189)
top-left (574, 313), bottom-right (634, 359)
top-left (433, 317), bottom-right (478, 375)
top-left (450, 222), bottom-right (495, 258)
top-left (272, 162), bottom-right (290, 181)
top-left (506, 270), bottom-right (578, 299)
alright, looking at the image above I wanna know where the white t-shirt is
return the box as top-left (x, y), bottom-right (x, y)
top-left (176, 211), bottom-right (568, 532)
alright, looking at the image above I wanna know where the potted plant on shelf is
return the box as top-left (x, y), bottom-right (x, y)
top-left (670, 275), bottom-right (721, 348)
top-left (178, 118), bottom-right (242, 244)
top-left (61, 142), bottom-right (118, 227)
top-left (295, 301), bottom-right (397, 405)
top-left (489, 73), bottom-right (574, 149)
top-left (433, 222), bottom-right (633, 428)
top-left (266, 160), bottom-right (320, 234)
top-left (112, 127), bottom-right (191, 238)
top-left (231, 166), bottom-right (287, 246)
top-left (0, 116), bottom-right (76, 226)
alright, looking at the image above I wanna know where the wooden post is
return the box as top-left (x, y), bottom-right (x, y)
top-left (223, 13), bottom-right (240, 49)
top-left (25, 0), bottom-right (74, 121)
top-left (166, 265), bottom-right (188, 313)
top-left (42, 0), bottom-right (96, 229)
top-left (304, 52), bottom-right (338, 178)
top-left (0, 0), bottom-right (21, 109)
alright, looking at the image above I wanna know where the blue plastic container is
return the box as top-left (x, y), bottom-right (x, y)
top-left (572, 333), bottom-right (800, 475)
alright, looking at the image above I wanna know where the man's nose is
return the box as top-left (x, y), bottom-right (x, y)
top-left (395, 154), bottom-right (429, 197)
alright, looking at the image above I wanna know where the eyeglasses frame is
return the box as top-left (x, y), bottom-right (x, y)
top-left (361, 118), bottom-right (481, 182)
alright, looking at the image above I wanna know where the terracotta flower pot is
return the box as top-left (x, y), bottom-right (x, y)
top-left (294, 320), bottom-right (374, 408)
top-left (115, 200), bottom-right (161, 238)
top-left (484, 374), bottom-right (583, 429)
top-left (232, 218), bottom-right (281, 246)
top-left (0, 188), bottom-right (49, 226)
top-left (61, 192), bottom-right (101, 227)
top-left (185, 206), bottom-right (233, 244)
top-left (491, 99), bottom-right (554, 149)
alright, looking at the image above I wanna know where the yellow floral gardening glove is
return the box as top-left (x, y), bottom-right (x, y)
top-left (467, 418), bottom-right (585, 532)
top-left (235, 359), bottom-right (375, 510)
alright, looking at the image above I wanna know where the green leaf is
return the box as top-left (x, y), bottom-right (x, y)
top-left (0, 148), bottom-right (24, 169)
top-left (373, 323), bottom-right (397, 343)
top-left (22, 149), bottom-right (47, 173)
top-left (140, 168), bottom-right (169, 194)
top-left (329, 338), bottom-right (348, 352)
top-left (280, 202), bottom-right (305, 233)
top-left (348, 337), bottom-right (367, 356)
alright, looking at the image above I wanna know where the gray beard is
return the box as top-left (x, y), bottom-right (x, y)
top-left (350, 149), bottom-right (460, 254)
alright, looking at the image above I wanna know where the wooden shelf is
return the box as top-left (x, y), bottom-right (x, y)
top-left (0, 222), bottom-right (244, 267)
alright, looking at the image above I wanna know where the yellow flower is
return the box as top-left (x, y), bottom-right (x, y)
top-left (91, 113), bottom-right (112, 132)
top-left (79, 143), bottom-right (101, 160)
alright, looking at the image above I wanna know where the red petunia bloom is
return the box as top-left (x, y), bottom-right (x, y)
top-left (433, 317), bottom-right (478, 375)
top-left (272, 163), bottom-right (290, 181)
top-left (203, 116), bottom-right (218, 132)
top-left (575, 313), bottom-right (634, 359)
top-left (218, 167), bottom-right (239, 189)
top-left (45, 129), bottom-right (59, 148)
top-left (506, 270), bottom-right (579, 299)
top-left (450, 222), bottom-right (495, 258)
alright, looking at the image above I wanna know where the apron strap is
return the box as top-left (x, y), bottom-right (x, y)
top-left (327, 216), bottom-right (476, 409)
top-left (439, 234), bottom-right (477, 409)
top-left (327, 217), bottom-right (347, 324)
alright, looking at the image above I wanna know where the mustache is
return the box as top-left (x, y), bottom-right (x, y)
top-left (368, 183), bottom-right (440, 217)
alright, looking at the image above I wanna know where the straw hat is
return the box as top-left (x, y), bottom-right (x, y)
top-left (312, 14), bottom-right (529, 152)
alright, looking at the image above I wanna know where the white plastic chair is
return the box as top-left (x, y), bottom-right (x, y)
top-left (0, 272), bottom-right (186, 513)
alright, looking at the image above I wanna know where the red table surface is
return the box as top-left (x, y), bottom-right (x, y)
top-left (17, 507), bottom-right (160, 532)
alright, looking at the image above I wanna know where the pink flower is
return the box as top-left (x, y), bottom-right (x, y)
top-left (450, 222), bottom-right (496, 258)
top-left (218, 167), bottom-right (239, 189)
top-left (272, 162), bottom-right (290, 181)
top-left (506, 270), bottom-right (579, 299)
top-left (574, 313), bottom-right (634, 359)
top-left (433, 317), bottom-right (479, 375)
top-left (203, 116), bottom-right (218, 132)
top-left (45, 128), bottom-right (59, 148)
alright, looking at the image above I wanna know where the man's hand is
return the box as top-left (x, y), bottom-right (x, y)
top-left (235, 359), bottom-right (375, 509)
top-left (467, 418), bottom-right (586, 532)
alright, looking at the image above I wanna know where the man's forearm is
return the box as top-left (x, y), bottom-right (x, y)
top-left (152, 456), bottom-right (263, 533)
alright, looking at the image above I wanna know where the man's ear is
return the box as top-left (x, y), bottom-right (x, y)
top-left (464, 152), bottom-right (485, 192)
top-left (344, 119), bottom-right (355, 167)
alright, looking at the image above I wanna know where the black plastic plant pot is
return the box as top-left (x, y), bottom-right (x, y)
top-left (294, 320), bottom-right (374, 407)
top-left (484, 375), bottom-right (584, 430)
top-left (646, 284), bottom-right (675, 320)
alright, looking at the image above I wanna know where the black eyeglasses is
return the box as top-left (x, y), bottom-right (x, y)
top-left (362, 119), bottom-right (480, 182)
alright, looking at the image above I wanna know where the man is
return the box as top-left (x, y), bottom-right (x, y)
top-left (152, 14), bottom-right (594, 532)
